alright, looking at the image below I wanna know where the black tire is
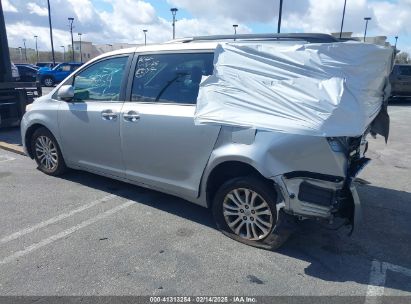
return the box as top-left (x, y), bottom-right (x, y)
top-left (212, 175), bottom-right (290, 250)
top-left (31, 127), bottom-right (67, 176)
top-left (43, 76), bottom-right (54, 87)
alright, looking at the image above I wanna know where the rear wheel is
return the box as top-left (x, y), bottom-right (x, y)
top-left (31, 127), bottom-right (67, 176)
top-left (43, 77), bottom-right (54, 87)
top-left (212, 176), bottom-right (290, 250)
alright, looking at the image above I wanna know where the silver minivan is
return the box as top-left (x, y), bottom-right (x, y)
top-left (22, 34), bottom-right (373, 249)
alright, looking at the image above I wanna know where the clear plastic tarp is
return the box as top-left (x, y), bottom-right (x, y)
top-left (195, 42), bottom-right (393, 137)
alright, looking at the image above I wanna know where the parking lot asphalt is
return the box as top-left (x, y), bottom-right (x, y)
top-left (0, 100), bottom-right (410, 297)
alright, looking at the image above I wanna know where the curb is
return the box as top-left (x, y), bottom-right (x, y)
top-left (0, 141), bottom-right (26, 156)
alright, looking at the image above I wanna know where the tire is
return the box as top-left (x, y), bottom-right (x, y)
top-left (31, 127), bottom-right (67, 176)
top-left (43, 76), bottom-right (54, 87)
top-left (212, 175), bottom-right (290, 250)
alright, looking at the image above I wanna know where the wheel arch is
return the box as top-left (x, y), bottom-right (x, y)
top-left (25, 123), bottom-right (57, 159)
top-left (205, 160), bottom-right (276, 208)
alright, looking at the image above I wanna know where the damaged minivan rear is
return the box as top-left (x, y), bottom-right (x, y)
top-left (22, 34), bottom-right (394, 250)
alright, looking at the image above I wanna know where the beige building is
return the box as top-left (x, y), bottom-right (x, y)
top-left (70, 41), bottom-right (141, 62)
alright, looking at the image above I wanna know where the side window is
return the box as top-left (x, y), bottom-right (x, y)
top-left (131, 53), bottom-right (214, 104)
top-left (399, 66), bottom-right (411, 76)
top-left (71, 65), bottom-right (80, 72)
top-left (57, 64), bottom-right (71, 72)
top-left (73, 56), bottom-right (129, 102)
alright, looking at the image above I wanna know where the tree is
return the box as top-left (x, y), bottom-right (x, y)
top-left (395, 52), bottom-right (411, 64)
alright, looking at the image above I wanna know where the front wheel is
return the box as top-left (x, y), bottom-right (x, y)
top-left (212, 176), bottom-right (290, 250)
top-left (31, 127), bottom-right (67, 176)
top-left (43, 77), bottom-right (54, 87)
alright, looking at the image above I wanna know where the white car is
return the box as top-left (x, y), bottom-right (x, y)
top-left (11, 62), bottom-right (20, 81)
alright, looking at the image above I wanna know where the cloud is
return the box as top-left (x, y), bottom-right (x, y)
top-left (3, 0), bottom-right (411, 53)
top-left (27, 3), bottom-right (48, 17)
top-left (3, 0), bottom-right (18, 13)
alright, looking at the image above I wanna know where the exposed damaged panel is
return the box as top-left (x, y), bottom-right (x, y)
top-left (195, 42), bottom-right (393, 137)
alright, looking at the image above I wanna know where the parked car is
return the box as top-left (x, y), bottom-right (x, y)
top-left (21, 34), bottom-right (385, 249)
top-left (37, 62), bottom-right (83, 87)
top-left (11, 62), bottom-right (20, 81)
top-left (16, 65), bottom-right (38, 82)
top-left (16, 63), bottom-right (40, 70)
top-left (36, 62), bottom-right (59, 69)
top-left (390, 64), bottom-right (411, 98)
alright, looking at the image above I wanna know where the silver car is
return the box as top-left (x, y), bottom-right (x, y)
top-left (22, 34), bottom-right (369, 249)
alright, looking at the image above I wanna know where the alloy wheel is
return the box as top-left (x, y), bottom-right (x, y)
top-left (223, 188), bottom-right (274, 240)
top-left (44, 78), bottom-right (53, 86)
top-left (35, 136), bottom-right (58, 171)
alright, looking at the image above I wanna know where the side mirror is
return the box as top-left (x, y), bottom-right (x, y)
top-left (57, 85), bottom-right (75, 102)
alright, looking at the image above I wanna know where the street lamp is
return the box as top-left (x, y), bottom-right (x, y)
top-left (277, 0), bottom-right (283, 34)
top-left (233, 24), bottom-right (238, 35)
top-left (170, 8), bottom-right (178, 39)
top-left (143, 29), bottom-right (148, 46)
top-left (47, 0), bottom-right (56, 65)
top-left (68, 17), bottom-right (75, 61)
top-left (60, 45), bottom-right (65, 61)
top-left (363, 17), bottom-right (371, 42)
top-left (394, 36), bottom-right (399, 49)
top-left (18, 47), bottom-right (23, 62)
top-left (23, 39), bottom-right (28, 62)
top-left (78, 33), bottom-right (82, 62)
top-left (339, 0), bottom-right (347, 39)
top-left (34, 35), bottom-right (39, 63)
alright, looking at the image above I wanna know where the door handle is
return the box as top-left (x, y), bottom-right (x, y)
top-left (123, 111), bottom-right (140, 122)
top-left (101, 109), bottom-right (117, 121)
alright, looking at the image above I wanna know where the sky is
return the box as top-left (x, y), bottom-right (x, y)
top-left (3, 0), bottom-right (411, 53)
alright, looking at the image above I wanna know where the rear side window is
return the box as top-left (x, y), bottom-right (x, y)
top-left (399, 66), bottom-right (411, 76)
top-left (131, 53), bottom-right (214, 104)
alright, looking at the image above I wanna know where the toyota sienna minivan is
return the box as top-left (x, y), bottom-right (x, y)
top-left (21, 34), bottom-right (385, 249)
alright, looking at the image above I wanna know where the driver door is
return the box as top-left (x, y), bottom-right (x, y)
top-left (58, 55), bottom-right (131, 177)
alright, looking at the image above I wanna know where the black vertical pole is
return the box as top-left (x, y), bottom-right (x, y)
top-left (277, 0), bottom-right (283, 34)
top-left (339, 0), bottom-right (347, 39)
top-left (0, 1), bottom-right (12, 82)
top-left (79, 33), bottom-right (82, 62)
top-left (34, 35), bottom-right (39, 63)
top-left (47, 0), bottom-right (56, 66)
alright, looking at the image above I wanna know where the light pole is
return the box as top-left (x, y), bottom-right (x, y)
top-left (23, 39), bottom-right (28, 62)
top-left (363, 17), bottom-right (371, 42)
top-left (339, 0), bottom-right (347, 39)
top-left (34, 35), bottom-right (39, 63)
top-left (68, 17), bottom-right (74, 61)
top-left (60, 46), bottom-right (65, 61)
top-left (47, 0), bottom-right (56, 65)
top-left (18, 47), bottom-right (23, 62)
top-left (394, 36), bottom-right (398, 49)
top-left (78, 33), bottom-right (82, 62)
top-left (143, 29), bottom-right (147, 46)
top-left (233, 24), bottom-right (238, 35)
top-left (277, 0), bottom-right (283, 34)
top-left (170, 8), bottom-right (178, 39)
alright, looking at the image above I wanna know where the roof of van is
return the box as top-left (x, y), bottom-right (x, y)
top-left (94, 33), bottom-right (339, 60)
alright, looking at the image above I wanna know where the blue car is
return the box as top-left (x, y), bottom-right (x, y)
top-left (37, 62), bottom-right (83, 87)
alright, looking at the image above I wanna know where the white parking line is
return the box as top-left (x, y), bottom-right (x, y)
top-left (0, 200), bottom-right (134, 265)
top-left (0, 155), bottom-right (16, 163)
top-left (365, 260), bottom-right (411, 304)
top-left (0, 194), bottom-right (117, 245)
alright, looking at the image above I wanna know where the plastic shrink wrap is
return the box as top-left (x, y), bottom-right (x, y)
top-left (195, 42), bottom-right (393, 137)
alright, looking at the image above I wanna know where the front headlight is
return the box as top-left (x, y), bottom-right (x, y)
top-left (25, 103), bottom-right (33, 112)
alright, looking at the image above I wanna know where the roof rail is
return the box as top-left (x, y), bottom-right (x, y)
top-left (176, 33), bottom-right (339, 44)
